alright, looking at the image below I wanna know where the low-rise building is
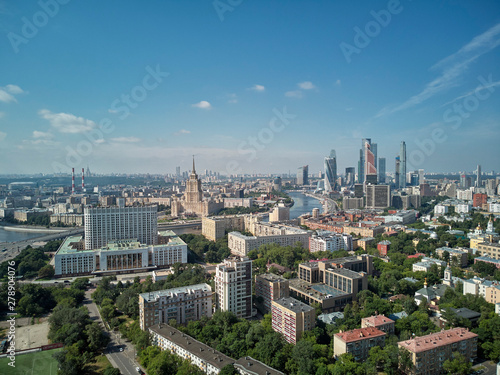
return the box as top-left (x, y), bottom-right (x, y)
top-left (271, 297), bottom-right (316, 344)
top-left (398, 328), bottom-right (478, 375)
top-left (412, 257), bottom-right (446, 272)
top-left (361, 314), bottom-right (395, 334)
top-left (334, 327), bottom-right (386, 361)
top-left (477, 242), bottom-right (500, 260)
top-left (139, 283), bottom-right (213, 330)
top-left (435, 247), bottom-right (469, 267)
top-left (377, 240), bottom-right (391, 256)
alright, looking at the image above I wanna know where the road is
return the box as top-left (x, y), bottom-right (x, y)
top-left (0, 227), bottom-right (84, 262)
top-left (84, 289), bottom-right (142, 375)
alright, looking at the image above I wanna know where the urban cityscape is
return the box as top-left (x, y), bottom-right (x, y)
top-left (1, 1), bottom-right (500, 375)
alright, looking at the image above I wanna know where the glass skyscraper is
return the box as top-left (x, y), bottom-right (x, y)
top-left (324, 150), bottom-right (337, 193)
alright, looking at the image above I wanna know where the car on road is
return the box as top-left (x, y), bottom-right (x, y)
top-left (136, 368), bottom-right (144, 374)
top-left (119, 347), bottom-right (123, 352)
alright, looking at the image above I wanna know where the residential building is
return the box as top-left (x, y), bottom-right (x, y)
top-left (139, 283), bottom-right (213, 330)
top-left (334, 327), bottom-right (386, 361)
top-left (366, 184), bottom-right (390, 209)
top-left (343, 197), bottom-right (364, 209)
top-left (271, 297), bottom-right (315, 344)
top-left (309, 233), bottom-right (353, 253)
top-left (377, 240), bottom-right (391, 256)
top-left (485, 283), bottom-right (500, 304)
top-left (269, 204), bottom-right (290, 222)
top-left (398, 328), bottom-right (478, 375)
top-left (255, 273), bottom-right (289, 314)
top-left (473, 193), bottom-right (487, 208)
top-left (361, 314), bottom-right (395, 334)
top-left (84, 205), bottom-right (158, 250)
top-left (474, 256), bottom-right (500, 269)
top-left (435, 247), bottom-right (469, 267)
top-left (215, 256), bottom-right (253, 319)
top-left (412, 257), bottom-right (446, 272)
top-left (477, 242), bottom-right (500, 260)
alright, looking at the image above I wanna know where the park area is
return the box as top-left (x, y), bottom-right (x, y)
top-left (0, 348), bottom-right (61, 375)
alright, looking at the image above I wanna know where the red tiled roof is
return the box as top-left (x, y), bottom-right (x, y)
top-left (362, 315), bottom-right (394, 327)
top-left (398, 328), bottom-right (477, 354)
top-left (335, 327), bottom-right (386, 343)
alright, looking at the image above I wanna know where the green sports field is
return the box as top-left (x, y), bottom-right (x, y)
top-left (0, 348), bottom-right (62, 375)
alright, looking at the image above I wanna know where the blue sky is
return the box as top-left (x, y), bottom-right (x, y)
top-left (0, 0), bottom-right (499, 175)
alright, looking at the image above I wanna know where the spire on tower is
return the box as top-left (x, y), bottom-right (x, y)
top-left (192, 155), bottom-right (196, 174)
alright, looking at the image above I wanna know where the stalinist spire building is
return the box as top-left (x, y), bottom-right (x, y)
top-left (171, 157), bottom-right (223, 217)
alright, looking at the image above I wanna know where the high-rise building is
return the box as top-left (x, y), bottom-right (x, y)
top-left (273, 177), bottom-right (282, 191)
top-left (378, 158), bottom-right (386, 184)
top-left (400, 141), bottom-right (407, 189)
top-left (215, 256), bottom-right (253, 319)
top-left (358, 138), bottom-right (371, 184)
top-left (271, 297), bottom-right (315, 344)
top-left (255, 273), bottom-right (290, 314)
top-left (84, 205), bottom-right (158, 250)
top-left (366, 184), bottom-right (391, 209)
top-left (324, 150), bottom-right (337, 193)
top-left (362, 139), bottom-right (377, 184)
top-left (345, 167), bottom-right (355, 187)
top-left (371, 143), bottom-right (378, 170)
top-left (139, 283), bottom-right (213, 330)
top-left (175, 166), bottom-right (180, 177)
top-left (297, 165), bottom-right (309, 185)
top-left (476, 165), bottom-right (482, 187)
top-left (395, 156), bottom-right (401, 188)
top-left (418, 169), bottom-right (424, 185)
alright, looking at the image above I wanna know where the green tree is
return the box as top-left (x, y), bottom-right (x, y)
top-left (103, 365), bottom-right (121, 375)
top-left (442, 352), bottom-right (472, 375)
top-left (219, 364), bottom-right (238, 375)
top-left (38, 264), bottom-right (55, 279)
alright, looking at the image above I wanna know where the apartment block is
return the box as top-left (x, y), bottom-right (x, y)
top-left (271, 297), bottom-right (316, 344)
top-left (255, 273), bottom-right (289, 314)
top-left (309, 233), bottom-right (353, 253)
top-left (215, 256), bottom-right (253, 319)
top-left (334, 327), bottom-right (386, 361)
top-left (477, 242), bottom-right (500, 260)
top-left (139, 283), bottom-right (213, 330)
top-left (435, 247), bottom-right (469, 267)
top-left (398, 328), bottom-right (478, 375)
top-left (361, 314), bottom-right (395, 334)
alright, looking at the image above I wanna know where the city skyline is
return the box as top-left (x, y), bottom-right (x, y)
top-left (1, 1), bottom-right (499, 175)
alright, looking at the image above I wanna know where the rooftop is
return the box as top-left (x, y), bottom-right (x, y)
top-left (234, 356), bottom-right (285, 375)
top-left (289, 279), bottom-right (348, 301)
top-left (149, 324), bottom-right (234, 369)
top-left (272, 297), bottom-right (314, 313)
top-left (335, 327), bottom-right (386, 343)
top-left (257, 273), bottom-right (288, 283)
top-left (398, 328), bottom-right (477, 353)
top-left (139, 283), bottom-right (212, 303)
top-left (55, 235), bottom-right (91, 255)
top-left (362, 314), bottom-right (395, 327)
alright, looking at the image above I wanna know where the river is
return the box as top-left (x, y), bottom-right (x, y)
top-left (287, 191), bottom-right (323, 219)
top-left (0, 227), bottom-right (51, 243)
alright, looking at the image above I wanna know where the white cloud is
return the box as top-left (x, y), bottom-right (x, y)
top-left (298, 81), bottom-right (315, 90)
top-left (285, 90), bottom-right (303, 98)
top-left (192, 101), bottom-right (212, 109)
top-left (33, 131), bottom-right (53, 139)
top-left (228, 93), bottom-right (238, 103)
top-left (248, 84), bottom-right (265, 92)
top-left (110, 137), bottom-right (142, 143)
top-left (335, 79), bottom-right (341, 86)
top-left (374, 22), bottom-right (500, 119)
top-left (38, 109), bottom-right (96, 133)
top-left (0, 89), bottom-right (16, 103)
top-left (441, 78), bottom-right (500, 107)
top-left (174, 129), bottom-right (191, 136)
top-left (5, 84), bottom-right (24, 94)
top-left (0, 131), bottom-right (6, 141)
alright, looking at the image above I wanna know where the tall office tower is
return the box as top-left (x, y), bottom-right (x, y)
top-left (297, 165), bottom-right (309, 185)
top-left (378, 158), bottom-right (386, 184)
top-left (418, 169), bottom-right (425, 185)
top-left (400, 141), bottom-right (407, 189)
top-left (84, 205), bottom-right (158, 250)
top-left (345, 167), bottom-right (355, 187)
top-left (476, 165), bottom-right (482, 187)
top-left (366, 184), bottom-right (391, 209)
top-left (395, 156), bottom-right (401, 189)
top-left (215, 256), bottom-right (253, 319)
top-left (324, 150), bottom-right (337, 193)
top-left (364, 141), bottom-right (377, 184)
top-left (358, 138), bottom-right (371, 183)
top-left (175, 166), bottom-right (180, 177)
top-left (371, 143), bottom-right (378, 170)
top-left (273, 177), bottom-right (282, 192)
